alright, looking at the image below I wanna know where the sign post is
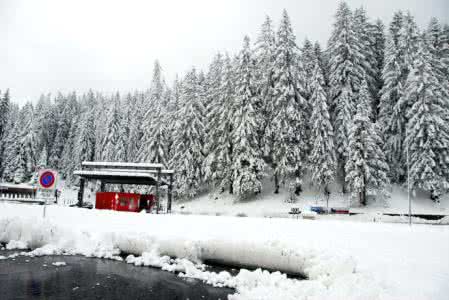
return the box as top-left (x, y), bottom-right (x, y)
top-left (38, 169), bottom-right (58, 218)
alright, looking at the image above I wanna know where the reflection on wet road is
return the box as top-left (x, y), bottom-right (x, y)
top-left (0, 251), bottom-right (233, 300)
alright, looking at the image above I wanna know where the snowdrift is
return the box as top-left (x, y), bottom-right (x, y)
top-left (1, 203), bottom-right (448, 299)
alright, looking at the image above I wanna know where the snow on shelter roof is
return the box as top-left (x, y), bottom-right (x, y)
top-left (73, 170), bottom-right (170, 186)
top-left (82, 161), bottom-right (165, 169)
top-left (74, 170), bottom-right (157, 178)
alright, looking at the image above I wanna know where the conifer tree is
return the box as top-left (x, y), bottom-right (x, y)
top-left (354, 7), bottom-right (377, 102)
top-left (269, 10), bottom-right (307, 194)
top-left (139, 61), bottom-right (168, 165)
top-left (171, 68), bottom-right (206, 198)
top-left (60, 115), bottom-right (79, 182)
top-left (166, 77), bottom-right (181, 161)
top-left (204, 54), bottom-right (235, 192)
top-left (379, 11), bottom-right (405, 182)
top-left (101, 95), bottom-right (121, 161)
top-left (13, 103), bottom-right (37, 183)
top-left (308, 62), bottom-right (336, 192)
top-left (204, 54), bottom-right (223, 140)
top-left (231, 36), bottom-right (265, 198)
top-left (327, 1), bottom-right (365, 192)
top-left (371, 19), bottom-right (386, 119)
top-left (300, 39), bottom-right (316, 101)
top-left (402, 39), bottom-right (449, 200)
top-left (254, 16), bottom-right (276, 157)
top-left (0, 104), bottom-right (19, 181)
top-left (346, 80), bottom-right (389, 205)
top-left (0, 90), bottom-right (10, 171)
top-left (75, 108), bottom-right (95, 166)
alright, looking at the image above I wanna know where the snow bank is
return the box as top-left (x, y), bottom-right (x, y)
top-left (1, 203), bottom-right (448, 299)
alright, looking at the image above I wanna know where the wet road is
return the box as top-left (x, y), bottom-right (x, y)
top-left (0, 251), bottom-right (233, 300)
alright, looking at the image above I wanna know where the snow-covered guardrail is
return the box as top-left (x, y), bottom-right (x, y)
top-left (0, 193), bottom-right (43, 204)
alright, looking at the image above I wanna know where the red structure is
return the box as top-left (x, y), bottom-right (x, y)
top-left (74, 161), bottom-right (174, 214)
top-left (95, 192), bottom-right (155, 212)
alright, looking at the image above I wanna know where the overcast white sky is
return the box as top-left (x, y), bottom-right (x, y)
top-left (1, 0), bottom-right (448, 104)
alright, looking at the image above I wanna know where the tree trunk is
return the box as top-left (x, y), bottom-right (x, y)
top-left (360, 176), bottom-right (367, 206)
top-left (274, 173), bottom-right (279, 194)
top-left (341, 165), bottom-right (347, 194)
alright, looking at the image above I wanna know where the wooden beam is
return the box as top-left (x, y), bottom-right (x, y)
top-left (155, 168), bottom-right (160, 214)
top-left (167, 174), bottom-right (173, 213)
top-left (77, 178), bottom-right (85, 207)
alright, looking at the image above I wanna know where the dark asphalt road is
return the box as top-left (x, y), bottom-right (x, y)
top-left (0, 251), bottom-right (233, 300)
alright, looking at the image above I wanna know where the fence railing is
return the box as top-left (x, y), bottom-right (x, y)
top-left (0, 192), bottom-right (43, 203)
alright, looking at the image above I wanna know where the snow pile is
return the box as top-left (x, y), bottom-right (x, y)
top-left (6, 239), bottom-right (28, 250)
top-left (0, 203), bottom-right (448, 299)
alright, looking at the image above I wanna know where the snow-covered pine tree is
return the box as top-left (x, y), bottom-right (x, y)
top-left (398, 12), bottom-right (419, 73)
top-left (313, 42), bottom-right (328, 87)
top-left (378, 11), bottom-right (405, 182)
top-left (204, 53), bottom-right (235, 193)
top-left (402, 38), bottom-right (449, 200)
top-left (370, 19), bottom-right (386, 119)
top-left (0, 90), bottom-right (9, 141)
top-left (354, 7), bottom-right (377, 103)
top-left (387, 12), bottom-right (419, 182)
top-left (36, 145), bottom-right (48, 169)
top-left (114, 96), bottom-right (128, 162)
top-left (0, 89), bottom-right (10, 171)
top-left (231, 36), bottom-right (265, 199)
top-left (254, 15), bottom-right (276, 94)
top-left (268, 10), bottom-right (307, 194)
top-left (49, 92), bottom-right (78, 170)
top-left (308, 62), bottom-right (336, 192)
top-left (426, 18), bottom-right (449, 91)
top-left (253, 15), bottom-right (276, 158)
top-left (13, 103), bottom-right (37, 183)
top-left (125, 93), bottom-right (140, 162)
top-left (138, 61), bottom-right (168, 165)
top-left (33, 94), bottom-right (52, 162)
top-left (166, 77), bottom-right (181, 162)
top-left (0, 104), bottom-right (19, 180)
top-left (204, 53), bottom-right (223, 143)
top-left (171, 68), bottom-right (206, 198)
top-left (101, 95), bottom-right (121, 162)
top-left (327, 1), bottom-right (365, 192)
top-left (75, 107), bottom-right (95, 166)
top-left (345, 80), bottom-right (388, 205)
top-left (94, 93), bottom-right (108, 160)
top-left (60, 115), bottom-right (79, 182)
top-left (300, 39), bottom-right (316, 102)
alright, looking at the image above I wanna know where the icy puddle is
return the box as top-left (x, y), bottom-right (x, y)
top-left (0, 250), bottom-right (233, 300)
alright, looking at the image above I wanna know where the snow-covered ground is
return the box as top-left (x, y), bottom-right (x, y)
top-left (172, 183), bottom-right (449, 220)
top-left (1, 202), bottom-right (448, 299)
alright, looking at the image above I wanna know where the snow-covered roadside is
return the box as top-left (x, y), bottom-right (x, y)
top-left (1, 203), bottom-right (448, 299)
top-left (172, 184), bottom-right (449, 219)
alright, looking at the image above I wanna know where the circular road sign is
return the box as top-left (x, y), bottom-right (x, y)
top-left (39, 170), bottom-right (56, 189)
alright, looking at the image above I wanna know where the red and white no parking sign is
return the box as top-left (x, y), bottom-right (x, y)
top-left (38, 169), bottom-right (58, 190)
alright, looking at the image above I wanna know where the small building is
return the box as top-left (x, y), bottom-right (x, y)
top-left (74, 161), bottom-right (174, 213)
top-left (95, 192), bottom-right (155, 212)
